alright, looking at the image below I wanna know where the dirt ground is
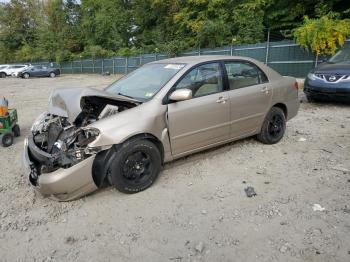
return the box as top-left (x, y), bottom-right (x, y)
top-left (0, 74), bottom-right (349, 262)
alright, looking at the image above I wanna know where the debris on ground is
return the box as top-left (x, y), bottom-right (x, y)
top-left (195, 242), bottom-right (205, 253)
top-left (312, 204), bottom-right (326, 212)
top-left (298, 137), bottom-right (307, 142)
top-left (321, 148), bottom-right (332, 154)
top-left (244, 186), bottom-right (257, 197)
top-left (65, 236), bottom-right (78, 245)
top-left (279, 243), bottom-right (291, 253)
top-left (331, 166), bottom-right (350, 174)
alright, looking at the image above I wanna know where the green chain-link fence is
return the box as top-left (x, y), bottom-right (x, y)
top-left (29, 39), bottom-right (350, 78)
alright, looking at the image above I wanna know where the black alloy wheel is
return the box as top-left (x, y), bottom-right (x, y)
top-left (257, 107), bottom-right (286, 144)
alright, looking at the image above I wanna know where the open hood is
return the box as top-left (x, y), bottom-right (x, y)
top-left (48, 87), bottom-right (139, 123)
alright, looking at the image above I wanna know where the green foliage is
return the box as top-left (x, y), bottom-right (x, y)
top-left (0, 0), bottom-right (350, 63)
top-left (81, 45), bottom-right (113, 59)
top-left (294, 15), bottom-right (350, 55)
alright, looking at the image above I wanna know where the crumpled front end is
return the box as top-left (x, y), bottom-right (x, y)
top-left (23, 113), bottom-right (102, 201)
top-left (23, 138), bottom-right (98, 201)
top-left (23, 87), bottom-right (140, 201)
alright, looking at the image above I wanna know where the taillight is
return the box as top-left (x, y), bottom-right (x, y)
top-left (293, 82), bottom-right (299, 90)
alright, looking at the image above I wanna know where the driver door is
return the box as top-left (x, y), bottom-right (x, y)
top-left (167, 62), bottom-right (230, 156)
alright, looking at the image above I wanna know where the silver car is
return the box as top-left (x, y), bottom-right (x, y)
top-left (23, 56), bottom-right (300, 201)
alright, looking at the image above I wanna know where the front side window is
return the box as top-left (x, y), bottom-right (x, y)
top-left (106, 63), bottom-right (184, 101)
top-left (225, 62), bottom-right (263, 90)
top-left (175, 62), bottom-right (223, 97)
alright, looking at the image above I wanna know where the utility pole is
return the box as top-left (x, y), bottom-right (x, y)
top-left (265, 28), bottom-right (270, 65)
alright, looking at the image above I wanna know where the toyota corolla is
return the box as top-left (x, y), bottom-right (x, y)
top-left (23, 56), bottom-right (299, 201)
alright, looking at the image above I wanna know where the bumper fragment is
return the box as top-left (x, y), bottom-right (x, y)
top-left (23, 137), bottom-right (98, 201)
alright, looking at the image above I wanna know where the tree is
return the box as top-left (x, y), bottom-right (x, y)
top-left (294, 15), bottom-right (350, 56)
top-left (81, 0), bottom-right (132, 51)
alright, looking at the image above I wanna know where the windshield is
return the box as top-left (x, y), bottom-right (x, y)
top-left (105, 63), bottom-right (185, 101)
top-left (329, 48), bottom-right (350, 63)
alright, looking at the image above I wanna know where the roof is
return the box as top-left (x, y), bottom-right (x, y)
top-left (151, 55), bottom-right (260, 66)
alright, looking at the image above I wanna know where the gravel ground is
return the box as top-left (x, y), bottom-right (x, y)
top-left (0, 75), bottom-right (349, 262)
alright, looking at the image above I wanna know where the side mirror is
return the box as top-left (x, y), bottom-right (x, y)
top-left (169, 89), bottom-right (192, 102)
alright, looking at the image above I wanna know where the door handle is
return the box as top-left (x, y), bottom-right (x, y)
top-left (216, 96), bottom-right (227, 104)
top-left (261, 86), bottom-right (269, 94)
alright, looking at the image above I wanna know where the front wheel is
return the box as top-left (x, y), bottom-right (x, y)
top-left (2, 133), bottom-right (14, 147)
top-left (257, 107), bottom-right (286, 144)
top-left (0, 72), bottom-right (6, 78)
top-left (49, 72), bottom-right (56, 78)
top-left (108, 139), bottom-right (161, 194)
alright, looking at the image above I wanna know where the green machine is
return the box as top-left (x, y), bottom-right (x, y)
top-left (0, 109), bottom-right (20, 147)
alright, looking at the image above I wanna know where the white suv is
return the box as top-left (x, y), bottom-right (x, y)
top-left (1, 64), bottom-right (29, 77)
top-left (0, 65), bottom-right (10, 78)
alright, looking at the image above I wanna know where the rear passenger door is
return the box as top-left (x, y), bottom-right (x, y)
top-left (224, 61), bottom-right (272, 139)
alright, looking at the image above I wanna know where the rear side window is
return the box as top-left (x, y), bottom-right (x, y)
top-left (225, 62), bottom-right (268, 90)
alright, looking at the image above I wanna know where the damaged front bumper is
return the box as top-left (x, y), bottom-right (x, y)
top-left (23, 137), bottom-right (98, 201)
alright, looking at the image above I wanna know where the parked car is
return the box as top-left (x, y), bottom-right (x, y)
top-left (19, 65), bottom-right (60, 78)
top-left (304, 47), bottom-right (350, 102)
top-left (1, 64), bottom-right (29, 77)
top-left (0, 65), bottom-right (10, 78)
top-left (23, 55), bottom-right (300, 201)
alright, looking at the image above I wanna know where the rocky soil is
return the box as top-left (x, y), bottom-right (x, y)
top-left (0, 75), bottom-right (349, 262)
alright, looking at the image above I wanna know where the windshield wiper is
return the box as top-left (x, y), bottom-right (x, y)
top-left (117, 92), bottom-right (140, 101)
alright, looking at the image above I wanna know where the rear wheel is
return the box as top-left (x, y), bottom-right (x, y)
top-left (13, 125), bottom-right (20, 137)
top-left (23, 73), bottom-right (30, 79)
top-left (49, 72), bottom-right (56, 78)
top-left (257, 107), bottom-right (286, 144)
top-left (108, 139), bottom-right (161, 194)
top-left (0, 72), bottom-right (6, 78)
top-left (2, 133), bottom-right (14, 147)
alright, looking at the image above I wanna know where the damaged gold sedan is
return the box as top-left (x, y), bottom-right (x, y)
top-left (23, 56), bottom-right (300, 201)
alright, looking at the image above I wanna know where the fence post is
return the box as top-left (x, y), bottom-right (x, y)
top-left (102, 59), bottom-right (104, 74)
top-left (265, 28), bottom-right (270, 65)
top-left (71, 61), bottom-right (73, 74)
top-left (230, 45), bottom-right (233, 56)
top-left (154, 53), bottom-right (158, 61)
top-left (80, 59), bottom-right (83, 73)
top-left (112, 58), bottom-right (115, 74)
top-left (92, 59), bottom-right (95, 73)
top-left (125, 57), bottom-right (128, 74)
top-left (140, 54), bottom-right (142, 66)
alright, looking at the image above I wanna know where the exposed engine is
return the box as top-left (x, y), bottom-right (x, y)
top-left (30, 96), bottom-right (137, 174)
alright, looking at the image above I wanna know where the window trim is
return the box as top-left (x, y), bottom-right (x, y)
top-left (163, 60), bottom-right (226, 104)
top-left (222, 60), bottom-right (269, 91)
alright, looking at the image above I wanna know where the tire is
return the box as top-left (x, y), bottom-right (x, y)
top-left (0, 72), bottom-right (6, 78)
top-left (13, 125), bottom-right (20, 137)
top-left (257, 107), bottom-right (286, 144)
top-left (108, 139), bottom-right (161, 194)
top-left (2, 133), bottom-right (14, 147)
top-left (49, 72), bottom-right (56, 78)
top-left (23, 73), bottom-right (30, 79)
